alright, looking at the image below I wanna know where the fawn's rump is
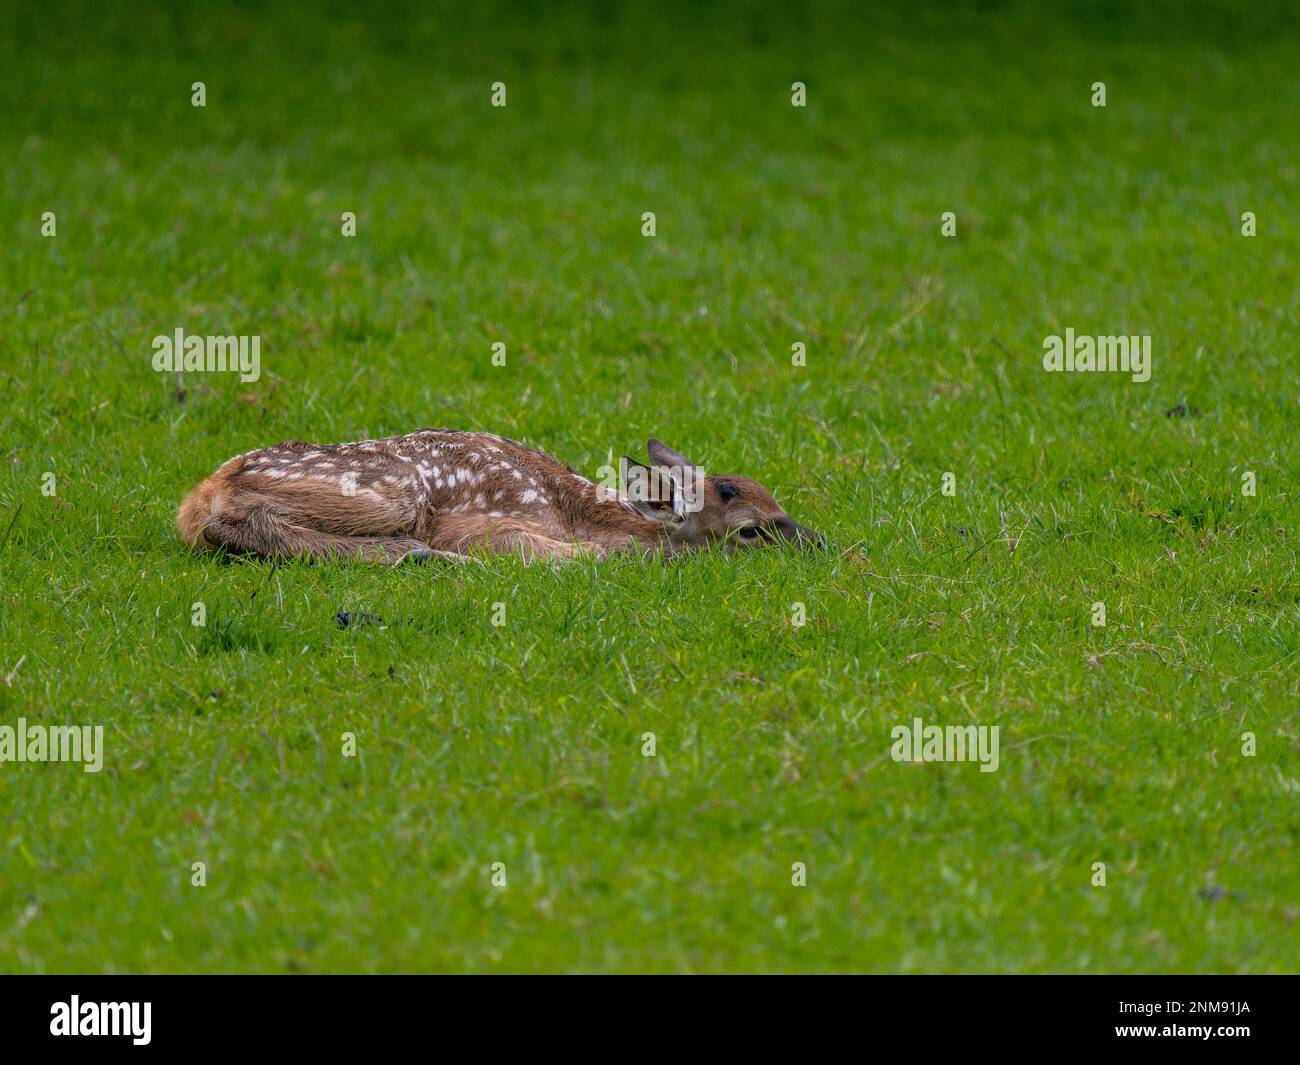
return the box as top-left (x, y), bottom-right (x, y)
top-left (177, 442), bottom-right (429, 562)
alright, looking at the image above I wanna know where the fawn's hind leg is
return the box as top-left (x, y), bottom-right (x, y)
top-left (200, 506), bottom-right (432, 563)
top-left (180, 448), bottom-right (440, 564)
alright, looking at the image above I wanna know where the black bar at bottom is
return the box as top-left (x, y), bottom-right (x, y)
top-left (0, 974), bottom-right (1292, 1052)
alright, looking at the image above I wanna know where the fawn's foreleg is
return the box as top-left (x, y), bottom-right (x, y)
top-left (428, 514), bottom-right (602, 561)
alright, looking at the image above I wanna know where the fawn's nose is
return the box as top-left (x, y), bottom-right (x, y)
top-left (793, 522), bottom-right (827, 549)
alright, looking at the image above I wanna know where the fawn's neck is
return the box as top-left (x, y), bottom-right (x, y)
top-left (560, 478), bottom-right (671, 553)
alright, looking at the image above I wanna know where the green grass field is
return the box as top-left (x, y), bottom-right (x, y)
top-left (2, 0), bottom-right (1298, 973)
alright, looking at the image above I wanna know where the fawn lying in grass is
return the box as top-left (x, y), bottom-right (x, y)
top-left (178, 430), bottom-right (821, 563)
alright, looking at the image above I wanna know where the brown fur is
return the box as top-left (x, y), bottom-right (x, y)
top-left (177, 430), bottom-right (818, 563)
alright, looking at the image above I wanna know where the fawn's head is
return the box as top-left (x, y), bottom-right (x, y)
top-left (621, 439), bottom-right (822, 553)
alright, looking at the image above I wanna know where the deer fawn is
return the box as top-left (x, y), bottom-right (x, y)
top-left (177, 430), bottom-right (821, 563)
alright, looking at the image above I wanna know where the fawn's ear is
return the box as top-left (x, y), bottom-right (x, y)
top-left (621, 456), bottom-right (684, 524)
top-left (646, 439), bottom-right (706, 515)
top-left (647, 439), bottom-right (698, 473)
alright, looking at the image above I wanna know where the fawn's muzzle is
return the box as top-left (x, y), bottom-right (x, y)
top-left (793, 522), bottom-right (826, 548)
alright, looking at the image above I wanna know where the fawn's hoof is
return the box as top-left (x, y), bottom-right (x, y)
top-left (399, 548), bottom-right (437, 563)
top-left (397, 547), bottom-right (464, 564)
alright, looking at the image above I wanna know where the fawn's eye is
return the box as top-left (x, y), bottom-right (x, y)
top-left (738, 525), bottom-right (761, 540)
